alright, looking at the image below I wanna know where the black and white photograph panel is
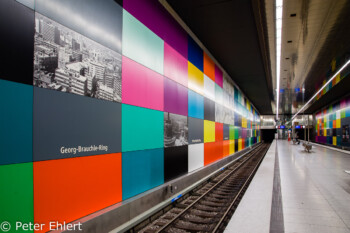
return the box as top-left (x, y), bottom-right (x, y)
top-left (164, 112), bottom-right (188, 148)
top-left (33, 13), bottom-right (122, 102)
top-left (35, 0), bottom-right (123, 53)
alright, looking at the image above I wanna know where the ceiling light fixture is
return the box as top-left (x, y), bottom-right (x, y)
top-left (292, 59), bottom-right (350, 120)
top-left (276, 0), bottom-right (283, 120)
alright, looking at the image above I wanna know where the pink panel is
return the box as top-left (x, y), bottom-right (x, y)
top-left (215, 65), bottom-right (223, 88)
top-left (164, 43), bottom-right (188, 87)
top-left (340, 99), bottom-right (347, 108)
top-left (122, 56), bottom-right (164, 111)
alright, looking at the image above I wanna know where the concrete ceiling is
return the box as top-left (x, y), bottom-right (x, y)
top-left (166, 0), bottom-right (350, 116)
top-left (266, 0), bottom-right (350, 115)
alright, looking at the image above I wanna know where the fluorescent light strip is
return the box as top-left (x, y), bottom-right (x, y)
top-left (275, 0), bottom-right (283, 120)
top-left (292, 59), bottom-right (350, 120)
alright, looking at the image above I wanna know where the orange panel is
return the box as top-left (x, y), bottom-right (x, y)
top-left (204, 141), bottom-right (223, 166)
top-left (333, 120), bottom-right (336, 129)
top-left (34, 153), bottom-right (122, 233)
top-left (215, 123), bottom-right (223, 141)
top-left (241, 138), bottom-right (245, 150)
top-left (223, 140), bottom-right (230, 157)
top-left (203, 52), bottom-right (215, 81)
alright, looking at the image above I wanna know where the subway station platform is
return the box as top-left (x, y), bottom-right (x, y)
top-left (225, 140), bottom-right (350, 233)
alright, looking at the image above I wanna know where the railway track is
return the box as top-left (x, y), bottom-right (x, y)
top-left (127, 143), bottom-right (270, 233)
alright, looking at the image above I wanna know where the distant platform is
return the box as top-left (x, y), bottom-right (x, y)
top-left (225, 140), bottom-right (350, 233)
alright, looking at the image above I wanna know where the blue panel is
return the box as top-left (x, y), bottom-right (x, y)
top-left (346, 108), bottom-right (350, 118)
top-left (0, 80), bottom-right (33, 165)
top-left (188, 89), bottom-right (204, 119)
top-left (188, 36), bottom-right (203, 72)
top-left (122, 148), bottom-right (164, 200)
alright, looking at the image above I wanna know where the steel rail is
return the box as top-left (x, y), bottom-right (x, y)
top-left (212, 144), bottom-right (270, 232)
top-left (153, 143), bottom-right (267, 233)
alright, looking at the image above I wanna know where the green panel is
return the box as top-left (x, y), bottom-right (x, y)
top-left (229, 125), bottom-right (235, 140)
top-left (122, 104), bottom-right (164, 152)
top-left (122, 10), bottom-right (164, 74)
top-left (234, 127), bottom-right (239, 140)
top-left (341, 109), bottom-right (346, 119)
top-left (0, 163), bottom-right (33, 232)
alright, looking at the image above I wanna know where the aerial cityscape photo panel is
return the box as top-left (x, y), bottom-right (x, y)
top-left (33, 13), bottom-right (122, 102)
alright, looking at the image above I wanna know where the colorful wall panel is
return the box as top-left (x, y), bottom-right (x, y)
top-left (0, 0), bottom-right (34, 85)
top-left (204, 97), bottom-right (216, 121)
top-left (188, 36), bottom-right (203, 71)
top-left (0, 0), bottom-right (261, 226)
top-left (188, 117), bottom-right (204, 144)
top-left (0, 163), bottom-right (33, 230)
top-left (204, 75), bottom-right (216, 101)
top-left (204, 52), bottom-right (215, 81)
top-left (0, 80), bottom-right (33, 165)
top-left (33, 88), bottom-right (122, 161)
top-left (188, 143), bottom-right (204, 172)
top-left (122, 148), bottom-right (164, 200)
top-left (229, 140), bottom-right (235, 154)
top-left (215, 123), bottom-right (224, 141)
top-left (315, 95), bottom-right (350, 149)
top-left (188, 90), bottom-right (204, 119)
top-left (223, 140), bottom-right (230, 157)
top-left (164, 145), bottom-right (188, 182)
top-left (223, 124), bottom-right (230, 140)
top-left (215, 66), bottom-right (223, 88)
top-left (122, 10), bottom-right (164, 74)
top-left (164, 42), bottom-right (188, 87)
top-left (164, 77), bottom-right (188, 116)
top-left (122, 104), bottom-right (164, 152)
top-left (188, 61), bottom-right (204, 95)
top-left (34, 153), bottom-right (122, 233)
top-left (123, 0), bottom-right (187, 58)
top-left (204, 141), bottom-right (223, 165)
top-left (122, 56), bottom-right (164, 111)
top-left (204, 120), bottom-right (216, 143)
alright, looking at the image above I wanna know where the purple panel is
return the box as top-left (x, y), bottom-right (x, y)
top-left (164, 77), bottom-right (188, 116)
top-left (242, 128), bottom-right (247, 138)
top-left (215, 65), bottom-right (223, 88)
top-left (124, 0), bottom-right (188, 58)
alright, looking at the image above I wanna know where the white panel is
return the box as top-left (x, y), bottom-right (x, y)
top-left (204, 75), bottom-right (215, 101)
top-left (188, 143), bottom-right (204, 172)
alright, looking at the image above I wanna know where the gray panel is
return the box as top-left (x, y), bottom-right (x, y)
top-left (188, 117), bottom-right (203, 144)
top-left (33, 87), bottom-right (121, 161)
top-left (223, 124), bottom-right (230, 140)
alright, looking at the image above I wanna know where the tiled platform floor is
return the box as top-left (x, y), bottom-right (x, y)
top-left (225, 140), bottom-right (350, 233)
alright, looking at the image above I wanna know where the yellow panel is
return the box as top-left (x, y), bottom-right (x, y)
top-left (335, 74), bottom-right (340, 84)
top-left (242, 118), bottom-right (247, 128)
top-left (238, 139), bottom-right (242, 151)
top-left (229, 140), bottom-right (235, 154)
top-left (336, 119), bottom-right (341, 128)
top-left (204, 120), bottom-right (215, 143)
top-left (323, 129), bottom-right (327, 136)
top-left (333, 136), bottom-right (337, 145)
top-left (188, 61), bottom-right (204, 95)
top-left (331, 59), bottom-right (336, 71)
